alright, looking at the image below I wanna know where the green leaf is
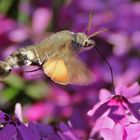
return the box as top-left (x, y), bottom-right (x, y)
top-left (2, 87), bottom-right (20, 101)
top-left (4, 74), bottom-right (25, 90)
top-left (25, 81), bottom-right (50, 100)
top-left (18, 0), bottom-right (30, 24)
top-left (0, 0), bottom-right (14, 14)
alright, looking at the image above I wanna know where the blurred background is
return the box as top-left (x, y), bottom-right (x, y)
top-left (0, 0), bottom-right (140, 138)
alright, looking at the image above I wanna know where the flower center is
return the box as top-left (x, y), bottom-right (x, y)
top-left (112, 95), bottom-right (128, 103)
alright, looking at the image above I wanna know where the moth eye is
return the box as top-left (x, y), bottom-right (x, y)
top-left (83, 40), bottom-right (89, 47)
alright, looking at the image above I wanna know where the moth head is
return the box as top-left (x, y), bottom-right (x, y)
top-left (76, 32), bottom-right (95, 48)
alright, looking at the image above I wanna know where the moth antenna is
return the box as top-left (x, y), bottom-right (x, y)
top-left (88, 28), bottom-right (108, 38)
top-left (94, 46), bottom-right (116, 95)
top-left (86, 10), bottom-right (94, 34)
top-left (24, 67), bottom-right (42, 73)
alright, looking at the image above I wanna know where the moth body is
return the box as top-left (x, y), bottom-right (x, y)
top-left (0, 30), bottom-right (95, 85)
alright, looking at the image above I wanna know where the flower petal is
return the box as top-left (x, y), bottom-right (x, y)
top-left (125, 123), bottom-right (140, 140)
top-left (127, 102), bottom-right (140, 121)
top-left (89, 101), bottom-right (109, 122)
top-left (0, 124), bottom-right (17, 140)
top-left (108, 103), bottom-right (127, 123)
top-left (89, 117), bottom-right (114, 137)
top-left (100, 123), bottom-right (125, 140)
top-left (100, 128), bottom-right (113, 140)
top-left (15, 103), bottom-right (23, 122)
top-left (28, 122), bottom-right (55, 138)
top-left (99, 89), bottom-right (112, 101)
top-left (17, 123), bottom-right (39, 140)
top-left (116, 82), bottom-right (140, 98)
top-left (58, 122), bottom-right (80, 140)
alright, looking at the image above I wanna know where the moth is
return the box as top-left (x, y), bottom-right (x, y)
top-left (0, 12), bottom-right (106, 85)
top-left (0, 30), bottom-right (96, 85)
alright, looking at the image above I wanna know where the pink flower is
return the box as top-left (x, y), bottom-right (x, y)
top-left (87, 82), bottom-right (140, 139)
top-left (23, 86), bottom-right (73, 121)
top-left (100, 123), bottom-right (126, 140)
top-left (32, 8), bottom-right (52, 35)
top-left (87, 82), bottom-right (140, 124)
top-left (92, 121), bottom-right (140, 140)
top-left (125, 123), bottom-right (140, 140)
top-left (24, 102), bottom-right (54, 121)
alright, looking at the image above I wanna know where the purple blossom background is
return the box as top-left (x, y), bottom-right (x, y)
top-left (0, 0), bottom-right (140, 139)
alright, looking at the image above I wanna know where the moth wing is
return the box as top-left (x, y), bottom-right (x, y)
top-left (42, 55), bottom-right (95, 85)
top-left (42, 58), bottom-right (69, 85)
top-left (42, 38), bottom-right (95, 85)
top-left (64, 56), bottom-right (95, 85)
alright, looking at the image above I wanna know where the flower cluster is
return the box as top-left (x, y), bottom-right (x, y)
top-left (87, 82), bottom-right (140, 139)
top-left (0, 104), bottom-right (81, 140)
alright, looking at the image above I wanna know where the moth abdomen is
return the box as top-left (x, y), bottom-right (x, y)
top-left (5, 47), bottom-right (38, 68)
top-left (0, 61), bottom-right (11, 81)
top-left (0, 47), bottom-right (40, 80)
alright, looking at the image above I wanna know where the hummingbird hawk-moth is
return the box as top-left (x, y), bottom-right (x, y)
top-left (0, 30), bottom-right (98, 85)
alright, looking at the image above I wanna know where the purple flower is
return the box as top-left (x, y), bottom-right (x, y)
top-left (28, 122), bottom-right (81, 140)
top-left (87, 82), bottom-right (140, 124)
top-left (59, 0), bottom-right (140, 55)
top-left (0, 111), bottom-right (37, 140)
top-left (58, 122), bottom-right (81, 140)
top-left (28, 122), bottom-right (61, 140)
top-left (115, 58), bottom-right (140, 85)
top-left (0, 103), bottom-right (82, 140)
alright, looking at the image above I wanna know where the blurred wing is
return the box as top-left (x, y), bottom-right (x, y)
top-left (42, 55), bottom-right (95, 85)
top-left (64, 56), bottom-right (95, 85)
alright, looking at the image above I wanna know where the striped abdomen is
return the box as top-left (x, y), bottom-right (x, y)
top-left (0, 46), bottom-right (42, 80)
